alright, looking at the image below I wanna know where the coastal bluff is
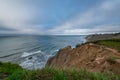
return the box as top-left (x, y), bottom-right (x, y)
top-left (86, 32), bottom-right (120, 42)
top-left (46, 43), bottom-right (120, 73)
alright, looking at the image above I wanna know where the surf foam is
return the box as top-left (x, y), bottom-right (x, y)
top-left (21, 50), bottom-right (42, 57)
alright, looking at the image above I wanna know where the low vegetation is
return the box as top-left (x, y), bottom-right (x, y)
top-left (76, 39), bottom-right (120, 52)
top-left (76, 44), bottom-right (81, 48)
top-left (107, 56), bottom-right (118, 64)
top-left (0, 62), bottom-right (120, 80)
top-left (92, 39), bottom-right (120, 52)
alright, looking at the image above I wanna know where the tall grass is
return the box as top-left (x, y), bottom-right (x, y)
top-left (0, 62), bottom-right (120, 80)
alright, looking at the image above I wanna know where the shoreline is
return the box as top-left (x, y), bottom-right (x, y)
top-left (0, 33), bottom-right (120, 79)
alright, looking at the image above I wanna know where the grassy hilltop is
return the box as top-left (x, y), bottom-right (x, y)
top-left (91, 39), bottom-right (120, 52)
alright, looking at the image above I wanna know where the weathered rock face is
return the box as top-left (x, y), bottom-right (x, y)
top-left (46, 43), bottom-right (120, 73)
top-left (86, 32), bottom-right (120, 42)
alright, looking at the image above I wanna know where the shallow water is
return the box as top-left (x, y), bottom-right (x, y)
top-left (0, 35), bottom-right (86, 69)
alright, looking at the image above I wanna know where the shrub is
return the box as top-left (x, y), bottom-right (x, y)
top-left (76, 44), bottom-right (81, 48)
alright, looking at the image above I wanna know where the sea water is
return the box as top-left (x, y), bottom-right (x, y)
top-left (0, 35), bottom-right (86, 69)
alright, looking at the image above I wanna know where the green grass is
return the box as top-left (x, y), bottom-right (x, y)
top-left (0, 62), bottom-right (23, 80)
top-left (91, 39), bottom-right (120, 52)
top-left (107, 56), bottom-right (120, 64)
top-left (0, 62), bottom-right (120, 80)
top-left (76, 39), bottom-right (120, 52)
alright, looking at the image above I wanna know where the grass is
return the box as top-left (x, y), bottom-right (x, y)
top-left (0, 62), bottom-right (120, 80)
top-left (107, 56), bottom-right (120, 64)
top-left (76, 39), bottom-right (120, 52)
top-left (91, 39), bottom-right (120, 52)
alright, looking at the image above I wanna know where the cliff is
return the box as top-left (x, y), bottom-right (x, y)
top-left (46, 43), bottom-right (120, 73)
top-left (86, 32), bottom-right (120, 42)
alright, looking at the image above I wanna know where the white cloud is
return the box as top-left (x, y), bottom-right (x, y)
top-left (63, 25), bottom-right (120, 35)
top-left (0, 0), bottom-right (120, 35)
top-left (0, 0), bottom-right (41, 34)
top-left (49, 0), bottom-right (120, 35)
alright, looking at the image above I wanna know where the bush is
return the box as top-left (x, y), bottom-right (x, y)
top-left (76, 44), bottom-right (81, 48)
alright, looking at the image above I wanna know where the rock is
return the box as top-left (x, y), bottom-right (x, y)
top-left (28, 57), bottom-right (32, 59)
top-left (46, 46), bottom-right (72, 68)
top-left (46, 43), bottom-right (120, 73)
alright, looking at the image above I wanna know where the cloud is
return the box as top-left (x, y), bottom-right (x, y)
top-left (49, 0), bottom-right (120, 35)
top-left (0, 0), bottom-right (44, 34)
top-left (0, 0), bottom-right (120, 35)
top-left (63, 25), bottom-right (120, 35)
top-left (0, 26), bottom-right (16, 31)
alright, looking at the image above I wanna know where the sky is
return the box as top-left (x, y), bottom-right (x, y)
top-left (0, 0), bottom-right (120, 35)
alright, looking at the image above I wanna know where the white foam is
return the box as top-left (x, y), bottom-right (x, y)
top-left (20, 50), bottom-right (56, 70)
top-left (54, 49), bottom-right (58, 52)
top-left (21, 50), bottom-right (42, 57)
top-left (54, 49), bottom-right (59, 53)
top-left (20, 50), bottom-right (48, 70)
top-left (20, 56), bottom-right (46, 70)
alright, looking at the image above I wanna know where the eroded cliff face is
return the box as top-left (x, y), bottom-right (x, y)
top-left (46, 43), bottom-right (120, 73)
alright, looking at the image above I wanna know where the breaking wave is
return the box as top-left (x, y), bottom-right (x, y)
top-left (20, 50), bottom-right (57, 70)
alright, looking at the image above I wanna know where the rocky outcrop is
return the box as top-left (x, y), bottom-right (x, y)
top-left (46, 43), bottom-right (120, 73)
top-left (86, 32), bottom-right (120, 42)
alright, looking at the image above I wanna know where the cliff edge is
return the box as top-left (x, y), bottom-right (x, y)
top-left (46, 43), bottom-right (120, 73)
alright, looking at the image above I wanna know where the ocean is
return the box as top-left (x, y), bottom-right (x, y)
top-left (0, 35), bottom-right (86, 69)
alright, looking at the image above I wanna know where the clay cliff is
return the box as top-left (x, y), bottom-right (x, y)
top-left (46, 43), bottom-right (120, 73)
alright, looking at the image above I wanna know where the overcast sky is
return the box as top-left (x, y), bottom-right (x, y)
top-left (0, 0), bottom-right (120, 35)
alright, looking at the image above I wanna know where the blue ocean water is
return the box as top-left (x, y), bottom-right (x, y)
top-left (0, 35), bottom-right (86, 69)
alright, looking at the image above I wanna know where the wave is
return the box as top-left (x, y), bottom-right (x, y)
top-left (20, 50), bottom-right (47, 70)
top-left (20, 56), bottom-right (46, 70)
top-left (21, 50), bottom-right (42, 57)
top-left (19, 49), bottom-right (58, 70)
top-left (0, 52), bottom-right (21, 58)
top-left (54, 49), bottom-right (58, 52)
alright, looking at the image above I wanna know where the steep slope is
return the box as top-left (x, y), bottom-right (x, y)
top-left (46, 43), bottom-right (120, 73)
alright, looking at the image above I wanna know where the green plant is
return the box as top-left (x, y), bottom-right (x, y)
top-left (0, 62), bottom-right (120, 80)
top-left (92, 39), bottom-right (120, 52)
top-left (53, 70), bottom-right (65, 80)
top-left (76, 44), bottom-right (81, 48)
top-left (107, 56), bottom-right (117, 64)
